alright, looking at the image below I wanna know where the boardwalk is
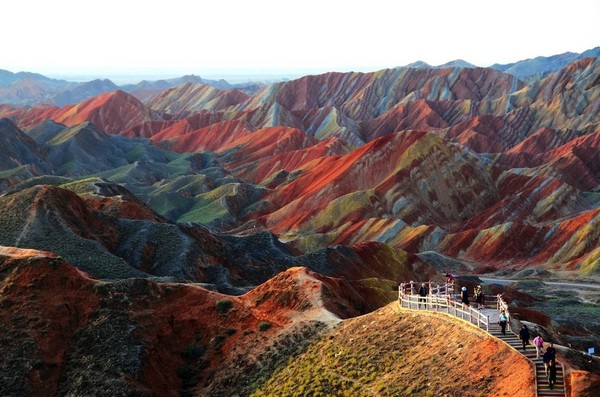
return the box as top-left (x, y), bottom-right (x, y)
top-left (398, 282), bottom-right (566, 397)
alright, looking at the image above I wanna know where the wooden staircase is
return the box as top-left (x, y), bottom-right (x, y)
top-left (482, 308), bottom-right (565, 397)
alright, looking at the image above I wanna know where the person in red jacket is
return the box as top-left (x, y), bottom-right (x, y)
top-left (533, 335), bottom-right (544, 358)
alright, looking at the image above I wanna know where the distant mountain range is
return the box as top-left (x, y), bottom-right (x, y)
top-left (490, 46), bottom-right (600, 77)
top-left (0, 72), bottom-right (262, 106)
top-left (406, 47), bottom-right (600, 77)
top-left (0, 56), bottom-right (598, 278)
top-left (1, 47), bottom-right (598, 107)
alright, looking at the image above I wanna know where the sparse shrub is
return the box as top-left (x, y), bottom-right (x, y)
top-left (176, 365), bottom-right (195, 379)
top-left (215, 299), bottom-right (233, 316)
top-left (225, 328), bottom-right (237, 336)
top-left (50, 256), bottom-right (63, 267)
top-left (198, 358), bottom-right (210, 370)
top-left (258, 321), bottom-right (272, 332)
top-left (176, 365), bottom-right (199, 388)
top-left (213, 334), bottom-right (226, 351)
top-left (180, 343), bottom-right (205, 360)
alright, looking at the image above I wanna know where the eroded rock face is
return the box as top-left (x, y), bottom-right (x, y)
top-left (0, 248), bottom-right (431, 396)
top-left (0, 180), bottom-right (434, 293)
top-left (2, 60), bottom-right (597, 275)
top-left (569, 371), bottom-right (600, 397)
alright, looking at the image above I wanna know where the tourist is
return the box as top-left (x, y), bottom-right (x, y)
top-left (542, 349), bottom-right (552, 375)
top-left (543, 343), bottom-right (557, 375)
top-left (533, 334), bottom-right (544, 359)
top-left (519, 325), bottom-right (530, 351)
top-left (546, 343), bottom-right (557, 358)
top-left (418, 283), bottom-right (427, 308)
top-left (474, 285), bottom-right (484, 309)
top-left (445, 273), bottom-right (454, 284)
top-left (460, 286), bottom-right (469, 306)
top-left (547, 359), bottom-right (557, 389)
top-left (498, 310), bottom-right (508, 335)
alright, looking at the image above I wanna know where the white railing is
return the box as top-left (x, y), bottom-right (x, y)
top-left (496, 293), bottom-right (512, 334)
top-left (398, 281), bottom-right (490, 331)
top-left (399, 280), bottom-right (455, 297)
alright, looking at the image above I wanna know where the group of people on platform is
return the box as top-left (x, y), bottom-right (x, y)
top-left (418, 275), bottom-right (485, 309)
top-left (458, 284), bottom-right (485, 309)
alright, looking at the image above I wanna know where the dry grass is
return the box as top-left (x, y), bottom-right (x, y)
top-left (251, 303), bottom-right (535, 397)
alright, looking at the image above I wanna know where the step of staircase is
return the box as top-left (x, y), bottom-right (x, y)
top-left (537, 392), bottom-right (567, 397)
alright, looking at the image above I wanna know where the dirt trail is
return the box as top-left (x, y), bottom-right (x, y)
top-left (479, 277), bottom-right (600, 290)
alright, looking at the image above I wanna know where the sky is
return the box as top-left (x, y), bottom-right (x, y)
top-left (2, 0), bottom-right (599, 82)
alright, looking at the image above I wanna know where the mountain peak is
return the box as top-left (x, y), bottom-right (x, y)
top-left (404, 59), bottom-right (476, 69)
top-left (437, 59), bottom-right (477, 69)
top-left (405, 60), bottom-right (432, 68)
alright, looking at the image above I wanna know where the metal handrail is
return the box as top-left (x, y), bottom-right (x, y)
top-left (399, 280), bottom-right (455, 297)
top-left (398, 281), bottom-right (490, 331)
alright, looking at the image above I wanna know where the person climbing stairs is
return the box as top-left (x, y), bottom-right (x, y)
top-left (483, 307), bottom-right (565, 397)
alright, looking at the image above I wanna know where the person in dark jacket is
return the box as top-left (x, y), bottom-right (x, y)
top-left (474, 285), bottom-right (484, 309)
top-left (546, 343), bottom-right (557, 358)
top-left (543, 343), bottom-right (557, 374)
top-left (547, 359), bottom-right (557, 389)
top-left (519, 325), bottom-right (530, 351)
top-left (418, 283), bottom-right (427, 308)
top-left (460, 286), bottom-right (469, 306)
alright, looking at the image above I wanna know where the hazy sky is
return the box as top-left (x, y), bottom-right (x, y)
top-left (3, 0), bottom-right (599, 81)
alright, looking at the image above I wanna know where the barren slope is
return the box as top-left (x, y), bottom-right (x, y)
top-left (253, 303), bottom-right (535, 397)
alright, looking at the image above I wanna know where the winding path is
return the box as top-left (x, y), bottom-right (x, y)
top-left (479, 277), bottom-right (600, 290)
top-left (398, 284), bottom-right (566, 397)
